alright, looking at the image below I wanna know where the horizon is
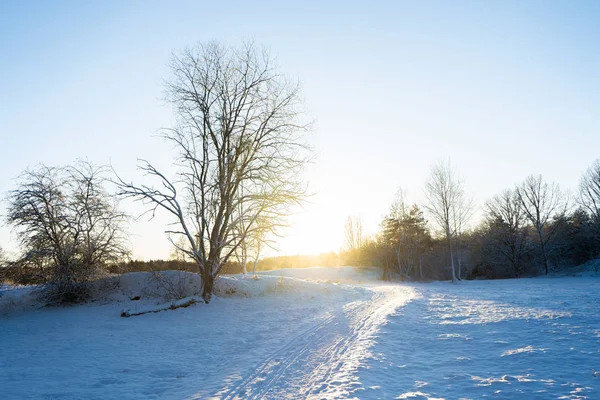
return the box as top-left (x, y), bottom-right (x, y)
top-left (1, 0), bottom-right (599, 261)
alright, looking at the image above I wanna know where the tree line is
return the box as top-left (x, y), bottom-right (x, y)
top-left (343, 160), bottom-right (600, 281)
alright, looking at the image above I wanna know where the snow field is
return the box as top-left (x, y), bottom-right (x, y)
top-left (358, 278), bottom-right (600, 399)
top-left (1, 267), bottom-right (599, 399)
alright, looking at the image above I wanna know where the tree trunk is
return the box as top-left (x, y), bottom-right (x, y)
top-left (447, 227), bottom-right (457, 282)
top-left (419, 257), bottom-right (423, 280)
top-left (449, 243), bottom-right (457, 282)
top-left (540, 242), bottom-right (549, 275)
top-left (538, 229), bottom-right (549, 275)
top-left (121, 296), bottom-right (201, 317)
top-left (202, 270), bottom-right (215, 303)
top-left (241, 241), bottom-right (247, 274)
top-left (252, 242), bottom-right (261, 276)
top-left (382, 262), bottom-right (391, 281)
top-left (510, 244), bottom-right (518, 278)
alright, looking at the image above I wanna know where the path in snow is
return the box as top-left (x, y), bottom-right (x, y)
top-left (209, 285), bottom-right (416, 400)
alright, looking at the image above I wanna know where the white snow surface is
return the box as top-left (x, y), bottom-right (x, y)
top-left (1, 267), bottom-right (599, 399)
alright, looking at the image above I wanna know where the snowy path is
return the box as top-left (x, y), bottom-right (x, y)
top-left (211, 286), bottom-right (415, 400)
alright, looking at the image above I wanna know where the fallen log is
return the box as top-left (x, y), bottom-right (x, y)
top-left (121, 296), bottom-right (203, 317)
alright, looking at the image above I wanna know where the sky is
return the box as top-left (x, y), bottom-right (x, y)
top-left (1, 0), bottom-right (599, 260)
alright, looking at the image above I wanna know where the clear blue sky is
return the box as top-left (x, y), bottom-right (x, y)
top-left (1, 0), bottom-right (599, 260)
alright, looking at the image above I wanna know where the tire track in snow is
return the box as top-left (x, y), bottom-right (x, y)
top-left (246, 300), bottom-right (368, 400)
top-left (215, 300), bottom-right (365, 400)
top-left (298, 287), bottom-right (415, 399)
top-left (213, 286), bottom-right (415, 400)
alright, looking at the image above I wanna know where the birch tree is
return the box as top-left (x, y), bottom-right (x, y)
top-left (117, 41), bottom-right (310, 302)
top-left (344, 216), bottom-right (364, 251)
top-left (451, 191), bottom-right (473, 279)
top-left (343, 216), bottom-right (364, 266)
top-left (424, 160), bottom-right (469, 282)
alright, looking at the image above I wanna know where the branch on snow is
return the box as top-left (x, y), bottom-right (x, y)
top-left (120, 296), bottom-right (204, 318)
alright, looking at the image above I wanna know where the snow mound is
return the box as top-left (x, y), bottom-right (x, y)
top-left (0, 284), bottom-right (41, 314)
top-left (1, 269), bottom-right (369, 315)
top-left (214, 274), bottom-right (356, 299)
top-left (551, 258), bottom-right (600, 277)
top-left (0, 271), bottom-right (201, 315)
top-left (103, 270), bottom-right (202, 302)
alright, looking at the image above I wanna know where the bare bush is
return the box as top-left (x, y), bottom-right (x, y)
top-left (144, 270), bottom-right (200, 301)
top-left (6, 161), bottom-right (129, 304)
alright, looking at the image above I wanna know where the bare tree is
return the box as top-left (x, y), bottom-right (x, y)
top-left (451, 191), bottom-right (474, 279)
top-left (234, 211), bottom-right (273, 275)
top-left (343, 216), bottom-right (364, 266)
top-left (169, 236), bottom-right (191, 261)
top-left (233, 236), bottom-right (249, 274)
top-left (387, 189), bottom-right (409, 277)
top-left (424, 160), bottom-right (469, 282)
top-left (248, 218), bottom-right (271, 275)
top-left (117, 41), bottom-right (310, 302)
top-left (344, 216), bottom-right (364, 251)
top-left (231, 185), bottom-right (278, 275)
top-left (484, 189), bottom-right (531, 277)
top-left (579, 159), bottom-right (600, 240)
top-left (6, 161), bottom-right (129, 303)
top-left (516, 175), bottom-right (568, 275)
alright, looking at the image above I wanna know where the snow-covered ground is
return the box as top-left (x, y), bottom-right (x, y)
top-left (1, 267), bottom-right (599, 399)
top-left (359, 278), bottom-right (600, 399)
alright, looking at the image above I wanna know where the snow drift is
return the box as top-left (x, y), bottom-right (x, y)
top-left (0, 266), bottom-right (381, 315)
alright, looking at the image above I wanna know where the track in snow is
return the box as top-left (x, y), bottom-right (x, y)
top-left (210, 286), bottom-right (416, 400)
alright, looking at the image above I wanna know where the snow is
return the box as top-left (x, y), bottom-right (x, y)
top-left (258, 265), bottom-right (383, 283)
top-left (1, 267), bottom-right (599, 399)
top-left (358, 278), bottom-right (600, 399)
